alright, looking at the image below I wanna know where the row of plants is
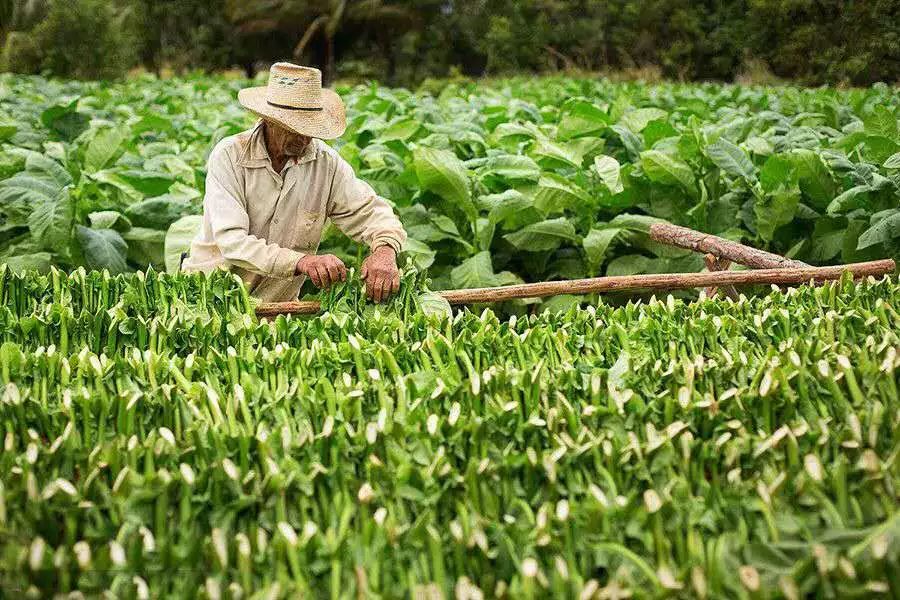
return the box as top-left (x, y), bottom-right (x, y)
top-left (0, 74), bottom-right (897, 301)
top-left (0, 266), bottom-right (897, 597)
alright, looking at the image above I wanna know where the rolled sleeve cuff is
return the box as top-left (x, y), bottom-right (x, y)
top-left (371, 236), bottom-right (403, 254)
top-left (273, 248), bottom-right (305, 279)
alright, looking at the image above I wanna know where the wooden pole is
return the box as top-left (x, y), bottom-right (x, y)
top-left (649, 223), bottom-right (810, 269)
top-left (255, 259), bottom-right (895, 316)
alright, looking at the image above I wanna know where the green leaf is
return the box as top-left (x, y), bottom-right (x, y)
top-left (706, 138), bottom-right (757, 183)
top-left (125, 197), bottom-right (195, 230)
top-left (417, 292), bottom-right (452, 319)
top-left (557, 99), bottom-right (609, 140)
top-left (755, 187), bottom-right (800, 242)
top-left (593, 155), bottom-right (624, 194)
top-left (479, 155), bottom-right (540, 183)
top-left (759, 155), bottom-right (795, 193)
top-left (75, 226), bottom-right (128, 274)
top-left (413, 147), bottom-right (476, 222)
top-left (380, 118), bottom-right (421, 141)
top-left (40, 102), bottom-right (90, 140)
top-left (122, 227), bottom-right (166, 268)
top-left (400, 239), bottom-right (436, 271)
top-left (857, 210), bottom-right (900, 250)
top-left (504, 218), bottom-right (578, 252)
top-left (640, 150), bottom-right (695, 193)
top-left (827, 185), bottom-right (870, 215)
top-left (863, 106), bottom-right (898, 138)
top-left (606, 254), bottom-right (653, 276)
top-left (88, 211), bottom-right (132, 232)
top-left (28, 187), bottom-right (74, 254)
top-left (2, 252), bottom-right (52, 273)
top-left (0, 112), bottom-right (17, 142)
top-left (450, 251), bottom-right (519, 289)
top-left (534, 174), bottom-right (591, 214)
top-left (584, 227), bottom-right (625, 268)
top-left (620, 108), bottom-right (668, 133)
top-left (84, 127), bottom-right (128, 173)
top-left (807, 218), bottom-right (846, 263)
top-left (787, 149), bottom-right (836, 209)
top-left (884, 152), bottom-right (900, 169)
top-left (164, 215), bottom-right (202, 273)
top-left (531, 136), bottom-right (583, 168)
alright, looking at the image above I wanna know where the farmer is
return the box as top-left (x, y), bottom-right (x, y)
top-left (182, 62), bottom-right (406, 303)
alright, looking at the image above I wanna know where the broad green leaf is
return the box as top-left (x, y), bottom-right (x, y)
top-left (2, 252), bottom-right (52, 273)
top-left (28, 187), bottom-right (74, 253)
top-left (534, 174), bottom-right (592, 214)
top-left (755, 186), bottom-right (800, 241)
top-left (413, 147), bottom-right (476, 222)
top-left (807, 218), bottom-right (846, 263)
top-left (0, 112), bottom-right (17, 142)
top-left (857, 209), bottom-right (900, 250)
top-left (863, 106), bottom-right (898, 138)
top-left (606, 254), bottom-right (652, 276)
top-left (884, 152), bottom-right (900, 169)
top-left (531, 136), bottom-right (583, 168)
top-left (450, 251), bottom-right (518, 289)
top-left (164, 215), bottom-right (202, 273)
top-left (504, 217), bottom-right (578, 252)
top-left (380, 118), bottom-right (421, 141)
top-left (417, 292), bottom-right (452, 319)
top-left (706, 138), bottom-right (757, 183)
top-left (479, 155), bottom-right (540, 183)
top-left (593, 155), bottom-right (624, 194)
top-left (40, 102), bottom-right (90, 140)
top-left (640, 150), bottom-right (695, 193)
top-left (557, 99), bottom-right (609, 140)
top-left (620, 108), bottom-right (668, 133)
top-left (759, 155), bottom-right (795, 192)
top-left (125, 197), bottom-right (195, 230)
top-left (400, 238), bottom-right (436, 271)
top-left (88, 211), bottom-right (132, 232)
top-left (827, 185), bottom-right (869, 215)
top-left (584, 227), bottom-right (625, 267)
top-left (539, 294), bottom-right (582, 314)
top-left (787, 149), bottom-right (836, 209)
top-left (84, 127), bottom-right (128, 173)
top-left (75, 226), bottom-right (128, 274)
top-left (123, 227), bottom-right (165, 267)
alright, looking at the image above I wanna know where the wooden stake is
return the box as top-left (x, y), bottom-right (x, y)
top-left (650, 223), bottom-right (809, 269)
top-left (254, 259), bottom-right (895, 316)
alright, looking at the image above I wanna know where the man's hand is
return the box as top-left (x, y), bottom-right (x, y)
top-left (296, 254), bottom-right (347, 289)
top-left (361, 246), bottom-right (400, 303)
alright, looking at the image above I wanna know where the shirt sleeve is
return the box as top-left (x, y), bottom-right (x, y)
top-left (204, 143), bottom-right (304, 279)
top-left (326, 154), bottom-right (407, 254)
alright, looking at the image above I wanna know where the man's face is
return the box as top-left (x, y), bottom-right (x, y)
top-left (264, 120), bottom-right (311, 156)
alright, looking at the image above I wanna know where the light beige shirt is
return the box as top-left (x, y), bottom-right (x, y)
top-left (183, 122), bottom-right (406, 301)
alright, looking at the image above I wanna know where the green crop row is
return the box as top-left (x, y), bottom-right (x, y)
top-left (0, 268), bottom-right (897, 598)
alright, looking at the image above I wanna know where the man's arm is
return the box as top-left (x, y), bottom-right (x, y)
top-left (205, 144), bottom-right (305, 279)
top-left (327, 156), bottom-right (407, 301)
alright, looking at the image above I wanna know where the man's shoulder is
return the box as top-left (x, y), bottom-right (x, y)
top-left (209, 128), bottom-right (256, 163)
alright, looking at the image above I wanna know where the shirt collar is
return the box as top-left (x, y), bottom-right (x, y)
top-left (238, 120), bottom-right (322, 169)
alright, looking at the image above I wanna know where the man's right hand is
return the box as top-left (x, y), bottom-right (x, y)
top-left (296, 254), bottom-right (347, 288)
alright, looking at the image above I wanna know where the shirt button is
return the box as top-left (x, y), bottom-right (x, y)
top-left (274, 218), bottom-right (279, 224)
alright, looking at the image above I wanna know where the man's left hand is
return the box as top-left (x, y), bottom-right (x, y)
top-left (361, 246), bottom-right (400, 303)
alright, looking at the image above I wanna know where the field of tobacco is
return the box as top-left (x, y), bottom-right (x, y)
top-left (0, 74), bottom-right (898, 308)
top-left (0, 265), bottom-right (897, 598)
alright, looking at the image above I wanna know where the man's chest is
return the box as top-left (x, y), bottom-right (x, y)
top-left (242, 165), bottom-right (331, 251)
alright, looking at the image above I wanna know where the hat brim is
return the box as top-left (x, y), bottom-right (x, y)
top-left (237, 86), bottom-right (347, 140)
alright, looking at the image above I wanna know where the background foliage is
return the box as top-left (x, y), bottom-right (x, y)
top-left (0, 73), bottom-right (897, 308)
top-left (0, 0), bottom-right (898, 85)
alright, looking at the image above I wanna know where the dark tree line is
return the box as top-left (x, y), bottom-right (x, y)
top-left (1, 0), bottom-right (898, 85)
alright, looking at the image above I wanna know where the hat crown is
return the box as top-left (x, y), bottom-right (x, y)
top-left (266, 62), bottom-right (323, 110)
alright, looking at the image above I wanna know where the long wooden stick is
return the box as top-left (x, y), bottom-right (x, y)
top-left (254, 259), bottom-right (895, 316)
top-left (650, 223), bottom-right (810, 269)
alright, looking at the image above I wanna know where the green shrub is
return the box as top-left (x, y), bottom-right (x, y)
top-left (3, 0), bottom-right (136, 79)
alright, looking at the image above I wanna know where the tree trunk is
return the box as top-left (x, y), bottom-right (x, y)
top-left (323, 34), bottom-right (335, 86)
top-left (244, 61), bottom-right (255, 79)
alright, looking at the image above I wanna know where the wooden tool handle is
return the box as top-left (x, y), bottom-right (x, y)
top-left (255, 259), bottom-right (896, 316)
top-left (650, 223), bottom-right (810, 269)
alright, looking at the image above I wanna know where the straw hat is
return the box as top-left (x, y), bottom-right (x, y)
top-left (238, 62), bottom-right (346, 139)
